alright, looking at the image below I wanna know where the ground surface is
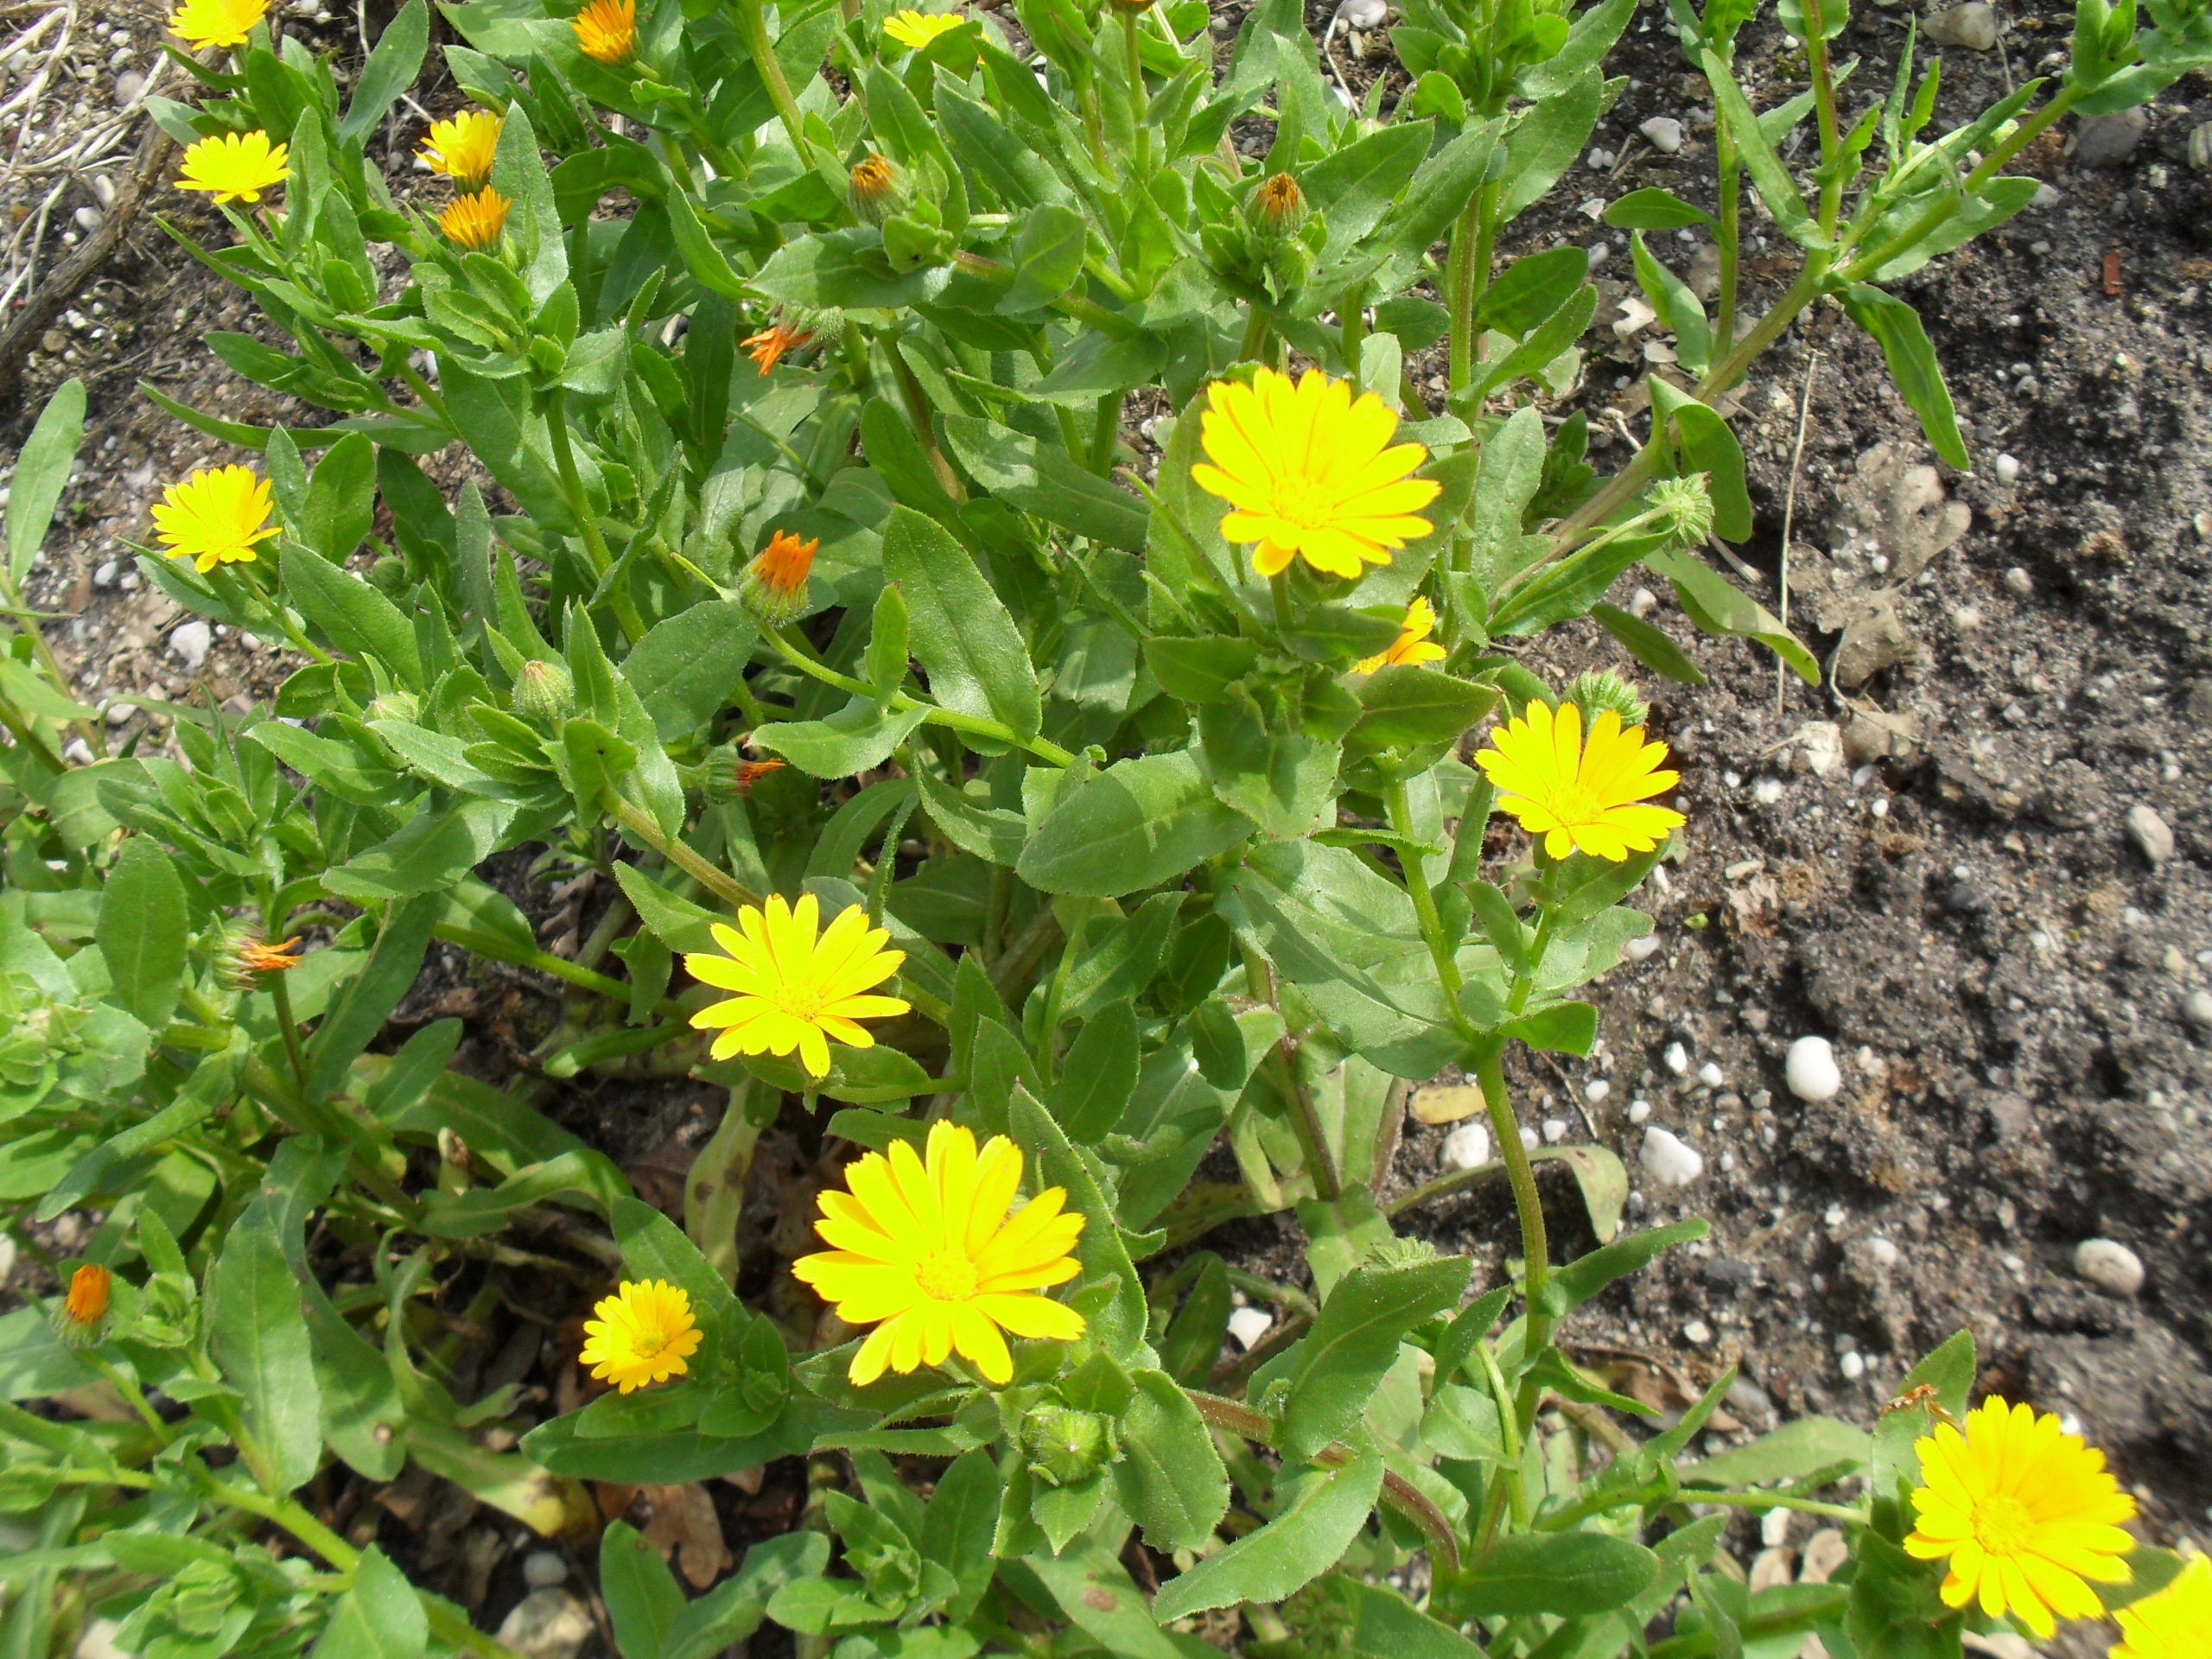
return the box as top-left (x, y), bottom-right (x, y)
top-left (3, 0), bottom-right (2209, 1651)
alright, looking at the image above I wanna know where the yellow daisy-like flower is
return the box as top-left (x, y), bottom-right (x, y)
top-left (883, 8), bottom-right (965, 49)
top-left (1903, 1396), bottom-right (2139, 1640)
top-left (438, 187), bottom-right (512, 251)
top-left (740, 528), bottom-right (820, 626)
top-left (417, 110), bottom-right (502, 187)
top-left (1192, 365), bottom-right (1441, 581)
top-left (175, 130), bottom-right (289, 205)
top-left (1354, 594), bottom-right (1448, 674)
top-left (572, 0), bottom-right (636, 62)
top-left (794, 1122), bottom-right (1086, 1387)
top-left (167, 0), bottom-right (266, 48)
top-left (151, 466), bottom-right (280, 573)
top-left (1474, 697), bottom-right (1686, 862)
top-left (683, 893), bottom-right (909, 1079)
top-left (2113, 1555), bottom-right (2212, 1659)
top-left (579, 1279), bottom-right (703, 1394)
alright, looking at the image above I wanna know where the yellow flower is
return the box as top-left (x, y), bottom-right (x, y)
top-left (438, 187), bottom-right (512, 251)
top-left (151, 466), bottom-right (280, 572)
top-left (572, 0), bottom-right (636, 62)
top-left (683, 893), bottom-right (909, 1079)
top-left (1474, 697), bottom-right (1685, 861)
top-left (1192, 365), bottom-right (1441, 581)
top-left (794, 1122), bottom-right (1086, 1387)
top-left (742, 319), bottom-right (815, 375)
top-left (168, 0), bottom-right (266, 48)
top-left (884, 8), bottom-right (965, 49)
top-left (1354, 595), bottom-right (1448, 673)
top-left (740, 528), bottom-right (820, 626)
top-left (579, 1280), bottom-right (703, 1394)
top-left (2113, 1555), bottom-right (2212, 1659)
top-left (418, 110), bottom-right (502, 187)
top-left (175, 130), bottom-right (290, 205)
top-left (54, 1263), bottom-right (111, 1346)
top-left (1904, 1396), bottom-right (2138, 1640)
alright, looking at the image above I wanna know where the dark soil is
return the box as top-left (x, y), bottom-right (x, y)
top-left (4, 0), bottom-right (2209, 1649)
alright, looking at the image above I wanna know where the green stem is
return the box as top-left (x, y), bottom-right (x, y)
top-left (431, 920), bottom-right (676, 1013)
top-left (1121, 8), bottom-right (1152, 181)
top-left (1338, 283), bottom-right (1367, 383)
top-left (602, 795), bottom-right (762, 911)
top-left (1445, 182), bottom-right (1498, 397)
top-left (886, 336), bottom-right (964, 500)
top-left (83, 1353), bottom-right (172, 1441)
top-left (762, 623), bottom-right (1077, 766)
top-left (1238, 302), bottom-right (1272, 365)
top-left (269, 969), bottom-right (310, 1096)
top-left (1470, 1036), bottom-right (1551, 1362)
top-left (1714, 145), bottom-right (1741, 358)
top-left (1477, 1338), bottom-right (1529, 1537)
top-left (1035, 899), bottom-right (1093, 1086)
top-left (732, 0), bottom-right (819, 173)
top-left (1088, 390), bottom-right (1121, 476)
top-left (1687, 1491), bottom-right (1871, 1525)
top-left (1385, 778), bottom-right (1480, 1046)
top-left (951, 251), bottom-right (1136, 339)
top-left (544, 391), bottom-right (645, 643)
top-left (1268, 569), bottom-right (1294, 634)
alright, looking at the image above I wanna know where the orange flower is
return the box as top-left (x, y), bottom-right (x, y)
top-left (741, 530), bottom-right (820, 626)
top-left (736, 759), bottom-right (786, 790)
top-left (743, 320), bottom-right (815, 375)
top-left (849, 153), bottom-right (899, 224)
top-left (438, 187), bottom-right (511, 251)
top-left (238, 934), bottom-right (304, 973)
top-left (56, 1263), bottom-right (111, 1345)
top-left (572, 0), bottom-right (635, 62)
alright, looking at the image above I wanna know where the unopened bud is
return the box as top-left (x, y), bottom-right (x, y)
top-left (1023, 1404), bottom-right (1121, 1486)
top-left (1249, 171), bottom-right (1308, 238)
top-left (1649, 474), bottom-right (1715, 547)
top-left (54, 1264), bottom-right (111, 1348)
top-left (512, 658), bottom-right (575, 724)
top-left (365, 690), bottom-right (420, 724)
top-left (849, 153), bottom-right (903, 226)
top-left (1569, 669), bottom-right (1650, 731)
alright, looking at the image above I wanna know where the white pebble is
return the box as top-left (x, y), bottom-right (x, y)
top-left (1824, 1204), bottom-right (1848, 1227)
top-left (1840, 1351), bottom-right (1866, 1381)
top-left (168, 620), bottom-right (212, 671)
top-left (1441, 1122), bottom-right (1491, 1172)
top-left (1993, 453), bottom-right (2022, 483)
top-left (1663, 1041), bottom-right (1690, 1077)
top-left (1639, 116), bottom-right (1685, 153)
top-left (1869, 1237), bottom-right (1901, 1268)
top-left (1624, 935), bottom-right (1661, 961)
top-left (1338, 0), bottom-right (1389, 22)
top-left (1627, 1098), bottom-right (1652, 1124)
top-left (1518, 1126), bottom-right (1540, 1152)
top-left (2073, 1238), bottom-right (2145, 1299)
top-left (1639, 1127), bottom-right (1705, 1188)
top-left (1541, 1118), bottom-right (1568, 1144)
top-left (1761, 1509), bottom-right (1793, 1548)
top-left (92, 559), bottom-right (118, 588)
top-left (1628, 587), bottom-right (1658, 618)
top-left (1697, 1061), bottom-right (1725, 1089)
top-left (521, 1552), bottom-right (569, 1588)
top-left (2003, 566), bottom-right (2033, 597)
top-left (1585, 1078), bottom-right (1611, 1104)
top-left (1226, 1306), bottom-right (1276, 1350)
top-left (1683, 1319), bottom-right (1713, 1344)
top-left (1753, 777), bottom-right (1784, 804)
top-left (2183, 989), bottom-right (2212, 1031)
top-left (1586, 147), bottom-right (1616, 170)
top-left (1785, 1036), bottom-right (1842, 1103)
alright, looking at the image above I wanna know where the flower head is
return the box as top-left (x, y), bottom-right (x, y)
top-left (1354, 595), bottom-right (1447, 673)
top-left (742, 319), bottom-right (815, 375)
top-left (1475, 697), bottom-right (1685, 861)
top-left (572, 0), bottom-right (636, 62)
top-left (168, 0), bottom-right (266, 48)
top-left (683, 893), bottom-right (909, 1079)
top-left (1904, 1396), bottom-right (2138, 1639)
top-left (1250, 171), bottom-right (1307, 238)
top-left (55, 1264), bottom-right (111, 1346)
top-left (849, 152), bottom-right (901, 225)
top-left (238, 933), bottom-right (303, 975)
top-left (2113, 1554), bottom-right (2212, 1659)
top-left (418, 110), bottom-right (503, 186)
top-left (579, 1279), bottom-right (702, 1394)
top-left (793, 1122), bottom-right (1086, 1386)
top-left (1192, 366), bottom-right (1441, 581)
top-left (438, 187), bottom-right (512, 251)
top-left (152, 466), bottom-right (280, 573)
top-left (741, 528), bottom-right (820, 626)
top-left (884, 8), bottom-right (965, 49)
top-left (1649, 474), bottom-right (1716, 545)
top-left (176, 130), bottom-right (289, 205)
top-left (1567, 668), bottom-right (1649, 729)
top-left (703, 752), bottom-right (788, 798)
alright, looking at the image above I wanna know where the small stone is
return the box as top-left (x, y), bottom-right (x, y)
top-left (1727, 1376), bottom-right (1776, 1425)
top-left (1624, 934), bottom-right (1661, 962)
top-left (1518, 1125), bottom-right (1540, 1152)
top-left (105, 702), bottom-right (138, 726)
top-left (2183, 990), bottom-right (2212, 1033)
top-left (2124, 804), bottom-right (2174, 865)
top-left (115, 70), bottom-right (144, 104)
top-left (1782, 1036), bottom-right (1837, 1103)
top-left (1663, 1041), bottom-right (1690, 1077)
top-left (1762, 1509), bottom-right (1794, 1548)
top-left (1226, 1306), bottom-right (1275, 1350)
top-left (1541, 1118), bottom-right (1568, 1144)
top-left (495, 1589), bottom-right (593, 1659)
top-left (1441, 1122), bottom-right (1491, 1172)
top-left (1639, 1126), bottom-right (1705, 1187)
top-left (1587, 147), bottom-right (1616, 170)
top-left (2003, 566), bottom-right (2032, 597)
top-left (73, 206), bottom-right (104, 232)
top-left (1923, 2), bottom-right (1998, 47)
top-left (1697, 1061), bottom-right (1725, 1089)
top-left (92, 559), bottom-right (118, 588)
top-left (521, 1551), bottom-right (568, 1588)
top-left (1751, 1547), bottom-right (1796, 1592)
top-left (1339, 0), bottom-right (1389, 24)
top-left (1801, 1530), bottom-right (1850, 1585)
top-left (2074, 107), bottom-right (2148, 168)
top-left (1993, 453), bottom-right (2022, 483)
top-left (168, 620), bottom-right (212, 671)
top-left (1640, 116), bottom-right (1685, 153)
top-left (1585, 1078), bottom-right (1611, 1103)
top-left (1840, 1351), bottom-right (1866, 1381)
top-left (238, 631), bottom-right (263, 651)
top-left (1629, 586), bottom-right (1658, 618)
top-left (2073, 1238), bottom-right (2145, 1299)
top-left (1627, 1097), bottom-right (1653, 1125)
top-left (1682, 1319), bottom-right (1713, 1344)
top-left (1797, 721), bottom-right (1845, 777)
top-left (2192, 121), bottom-right (2212, 172)
top-left (73, 1619), bottom-right (130, 1659)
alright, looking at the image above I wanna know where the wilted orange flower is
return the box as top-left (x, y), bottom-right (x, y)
top-left (741, 529), bottom-right (820, 626)
top-left (736, 759), bottom-right (785, 789)
top-left (238, 934), bottom-right (304, 974)
top-left (743, 320), bottom-right (815, 375)
top-left (572, 0), bottom-right (635, 62)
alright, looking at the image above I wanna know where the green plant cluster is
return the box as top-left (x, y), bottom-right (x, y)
top-left (0, 0), bottom-right (2203, 1647)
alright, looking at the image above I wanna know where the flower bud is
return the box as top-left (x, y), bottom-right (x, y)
top-left (1568, 669), bottom-right (1650, 731)
top-left (365, 689), bottom-right (421, 724)
top-left (698, 749), bottom-right (787, 800)
top-left (512, 658), bottom-right (575, 724)
top-left (54, 1263), bottom-right (111, 1348)
top-left (1023, 1404), bottom-right (1121, 1486)
top-left (1249, 171), bottom-right (1308, 239)
top-left (849, 153), bottom-right (903, 226)
top-left (741, 530), bottom-right (820, 627)
top-left (219, 926), bottom-right (304, 988)
top-left (1649, 474), bottom-right (1716, 547)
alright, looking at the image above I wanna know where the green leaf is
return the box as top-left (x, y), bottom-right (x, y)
top-left (1348, 1581), bottom-right (1484, 1659)
top-left (1592, 601), bottom-right (1706, 683)
top-left (1841, 283), bottom-right (1970, 471)
top-left (753, 696), bottom-right (931, 779)
top-left (309, 1546), bottom-right (429, 1659)
top-left (7, 378), bottom-right (83, 584)
top-left (919, 1449), bottom-right (1001, 1624)
top-left (97, 836), bottom-right (188, 1031)
top-left (1278, 1255), bottom-right (1471, 1462)
top-left (880, 505), bottom-right (1040, 741)
top-left (1144, 636), bottom-right (1261, 703)
top-left (305, 893), bottom-right (442, 1099)
top-left (1843, 1531), bottom-right (1956, 1659)
top-left (1149, 1447), bottom-right (1383, 1621)
top-left (940, 415), bottom-right (1150, 551)
top-left (208, 1205), bottom-right (324, 1493)
top-left (1018, 751), bottom-right (1254, 898)
top-left (300, 431), bottom-right (378, 566)
top-left (915, 766), bottom-right (1027, 867)
top-left (1344, 668), bottom-right (1498, 755)
top-left (1197, 702), bottom-right (1338, 839)
top-left (753, 226), bottom-right (952, 310)
top-left (283, 535), bottom-right (425, 685)
top-left (1604, 188), bottom-right (1716, 231)
top-left (1433, 1531), bottom-right (1659, 1618)
top-left (1642, 545), bottom-right (1818, 686)
top-left (664, 1534), bottom-right (832, 1659)
top-left (623, 600), bottom-right (756, 741)
top-left (865, 582), bottom-right (910, 706)
top-left (1047, 1000), bottom-right (1141, 1141)
top-left (1026, 1541), bottom-right (1185, 1659)
top-left (1000, 201), bottom-right (1088, 314)
top-left (611, 861), bottom-right (723, 956)
top-left (1009, 1085), bottom-right (1144, 1362)
top-left (601, 1520), bottom-right (686, 1659)
top-left (322, 798), bottom-right (516, 904)
top-left (1548, 1217), bottom-right (1707, 1316)
top-left (1112, 1369), bottom-right (1230, 1552)
top-left (339, 0), bottom-right (427, 142)
top-left (611, 1194), bottom-right (738, 1327)
top-left (1306, 120), bottom-right (1432, 251)
top-left (1681, 1416), bottom-right (1872, 1487)
top-left (1872, 1330), bottom-right (1974, 1502)
top-left (1703, 48), bottom-right (1824, 249)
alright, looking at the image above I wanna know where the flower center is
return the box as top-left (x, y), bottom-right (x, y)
top-left (1971, 1493), bottom-right (2033, 1556)
top-left (913, 1249), bottom-right (979, 1302)
top-left (630, 1325), bottom-right (671, 1360)
top-left (775, 982), bottom-right (826, 1021)
top-left (1268, 476), bottom-right (1336, 531)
